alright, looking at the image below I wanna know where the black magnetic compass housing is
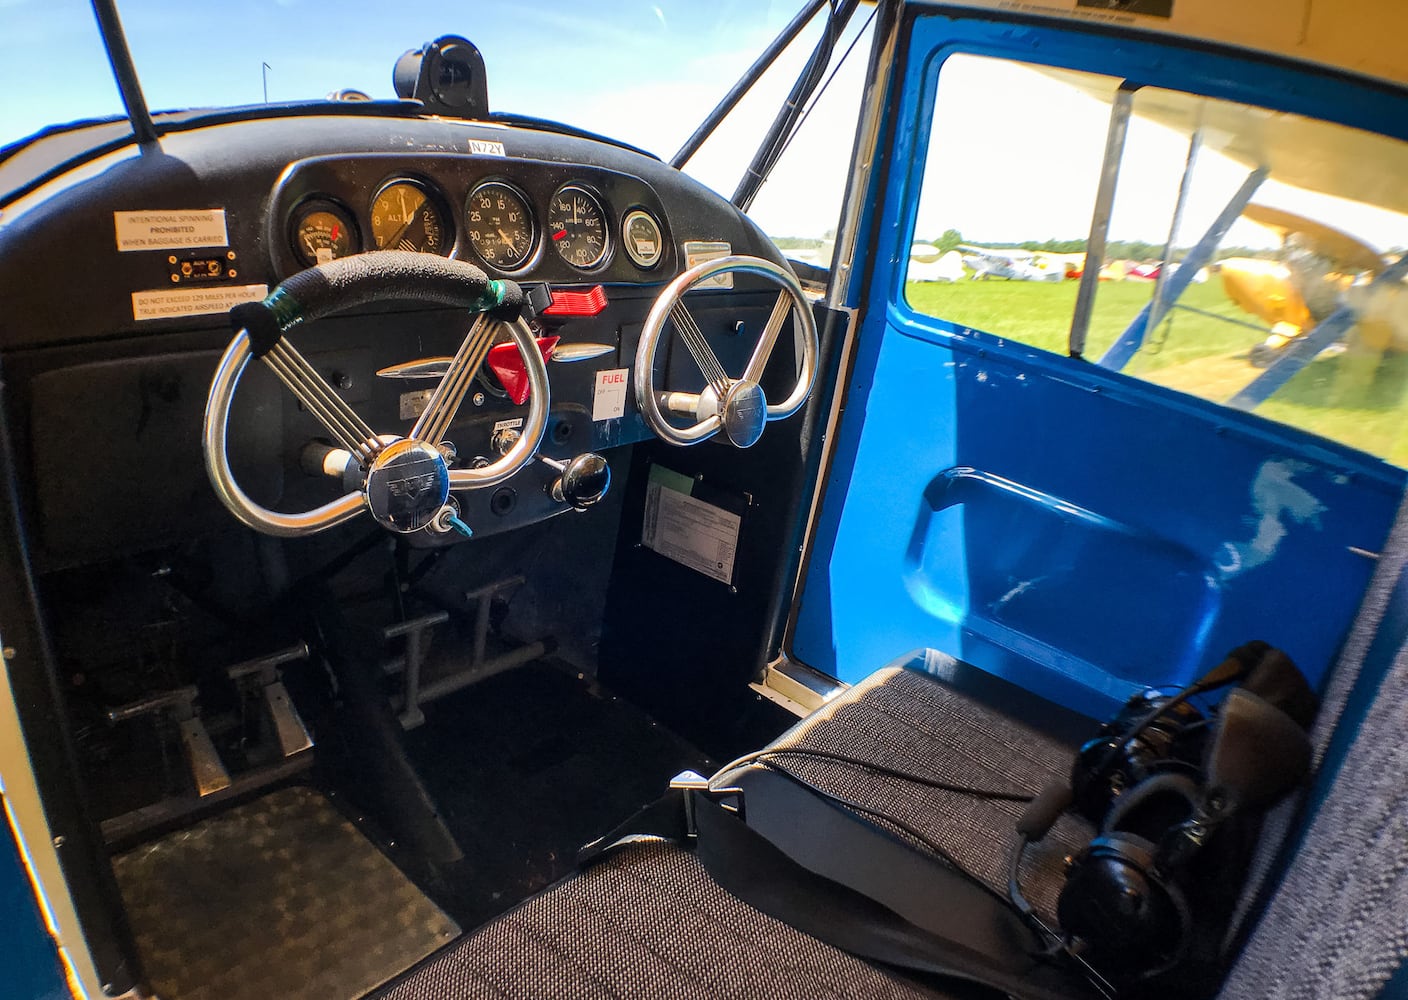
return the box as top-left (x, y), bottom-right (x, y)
top-left (394, 35), bottom-right (489, 119)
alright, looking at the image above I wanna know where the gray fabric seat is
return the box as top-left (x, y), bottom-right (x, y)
top-left (751, 660), bottom-right (1090, 923)
top-left (384, 494), bottom-right (1408, 1000)
top-left (378, 842), bottom-right (963, 1000)
top-left (381, 662), bottom-right (1080, 999)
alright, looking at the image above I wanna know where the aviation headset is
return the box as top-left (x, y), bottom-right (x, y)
top-left (1017, 641), bottom-right (1317, 993)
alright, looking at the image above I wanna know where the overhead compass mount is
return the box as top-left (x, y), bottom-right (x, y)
top-left (393, 36), bottom-right (490, 120)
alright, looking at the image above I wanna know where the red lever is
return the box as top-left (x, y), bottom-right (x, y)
top-left (542, 286), bottom-right (608, 317)
top-left (486, 336), bottom-right (559, 405)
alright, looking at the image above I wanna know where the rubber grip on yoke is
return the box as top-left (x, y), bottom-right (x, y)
top-left (231, 300), bottom-right (284, 359)
top-left (279, 251), bottom-right (525, 324)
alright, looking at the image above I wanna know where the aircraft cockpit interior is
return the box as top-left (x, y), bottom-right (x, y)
top-left (4, 2), bottom-right (1408, 999)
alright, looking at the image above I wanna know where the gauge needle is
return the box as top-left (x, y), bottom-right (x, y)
top-left (384, 209), bottom-right (420, 250)
top-left (498, 228), bottom-right (514, 246)
top-left (330, 224), bottom-right (340, 241)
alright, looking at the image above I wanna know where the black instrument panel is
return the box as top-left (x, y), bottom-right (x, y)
top-left (271, 153), bottom-right (675, 284)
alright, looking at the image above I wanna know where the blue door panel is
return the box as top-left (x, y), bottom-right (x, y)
top-left (793, 308), bottom-right (1401, 716)
top-left (793, 11), bottom-right (1408, 717)
top-left (1, 801), bottom-right (68, 1000)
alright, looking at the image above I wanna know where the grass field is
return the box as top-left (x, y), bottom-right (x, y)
top-left (904, 278), bottom-right (1408, 467)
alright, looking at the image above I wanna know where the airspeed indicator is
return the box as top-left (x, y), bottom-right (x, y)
top-left (548, 184), bottom-right (609, 270)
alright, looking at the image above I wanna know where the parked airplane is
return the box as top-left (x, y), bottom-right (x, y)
top-left (960, 244), bottom-right (1063, 281)
top-left (1215, 204), bottom-right (1402, 365)
top-left (908, 248), bottom-right (967, 282)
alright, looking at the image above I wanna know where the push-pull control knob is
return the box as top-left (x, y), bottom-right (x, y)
top-left (491, 427), bottom-right (610, 510)
top-left (544, 453), bottom-right (610, 509)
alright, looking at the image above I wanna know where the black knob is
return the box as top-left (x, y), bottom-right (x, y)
top-left (553, 453), bottom-right (610, 510)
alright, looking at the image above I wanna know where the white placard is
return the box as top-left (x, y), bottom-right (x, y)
top-left (683, 240), bottom-right (734, 289)
top-left (115, 209), bottom-right (228, 252)
top-left (469, 139), bottom-right (506, 157)
top-left (642, 478), bottom-right (740, 585)
top-left (592, 368), bottom-right (629, 421)
top-left (492, 417), bottom-right (524, 433)
top-left (131, 283), bottom-right (266, 321)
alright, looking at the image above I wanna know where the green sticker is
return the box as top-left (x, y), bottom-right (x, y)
top-left (648, 464), bottom-right (695, 497)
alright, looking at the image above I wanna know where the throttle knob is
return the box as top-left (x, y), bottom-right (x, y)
top-left (552, 453), bottom-right (610, 510)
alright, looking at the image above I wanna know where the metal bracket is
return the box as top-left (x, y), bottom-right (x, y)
top-left (669, 770), bottom-right (711, 837)
top-left (383, 577), bottom-right (550, 727)
top-left (384, 611), bottom-right (450, 729)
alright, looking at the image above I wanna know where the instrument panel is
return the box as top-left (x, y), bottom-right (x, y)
top-left (273, 153), bottom-right (672, 283)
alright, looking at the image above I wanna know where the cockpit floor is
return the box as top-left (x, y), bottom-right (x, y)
top-left (110, 784), bottom-right (458, 1000)
top-left (374, 661), bottom-right (716, 931)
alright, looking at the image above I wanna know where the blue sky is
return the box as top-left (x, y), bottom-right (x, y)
top-left (0, 0), bottom-right (867, 235)
top-left (3, 2), bottom-right (1402, 249)
top-left (0, 1), bottom-right (801, 160)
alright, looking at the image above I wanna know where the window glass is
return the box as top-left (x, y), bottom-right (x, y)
top-left (905, 54), bottom-right (1121, 353)
top-left (0, 0), bottom-right (125, 149)
top-left (1086, 87), bottom-right (1408, 464)
top-left (908, 54), bottom-right (1408, 466)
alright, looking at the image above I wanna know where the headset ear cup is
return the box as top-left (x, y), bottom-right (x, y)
top-left (1103, 771), bottom-right (1202, 837)
top-left (1058, 773), bottom-right (1201, 978)
top-left (1058, 831), bottom-right (1193, 975)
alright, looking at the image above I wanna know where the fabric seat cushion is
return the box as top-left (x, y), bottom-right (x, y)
top-left (377, 842), bottom-right (966, 1000)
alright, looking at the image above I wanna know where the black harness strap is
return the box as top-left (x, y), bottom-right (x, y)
top-left (580, 787), bottom-right (1092, 1000)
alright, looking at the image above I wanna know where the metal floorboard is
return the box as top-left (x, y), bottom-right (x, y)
top-left (112, 784), bottom-right (458, 1000)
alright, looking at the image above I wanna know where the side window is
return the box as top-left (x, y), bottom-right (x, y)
top-left (906, 55), bottom-right (1122, 352)
top-left (908, 54), bottom-right (1408, 467)
top-left (1086, 87), bottom-right (1408, 465)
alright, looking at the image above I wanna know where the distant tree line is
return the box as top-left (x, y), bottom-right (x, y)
top-left (771, 227), bottom-right (1285, 261)
top-left (919, 229), bottom-right (1277, 261)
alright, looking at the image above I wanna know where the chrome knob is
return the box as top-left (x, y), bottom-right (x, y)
top-left (549, 453), bottom-right (610, 510)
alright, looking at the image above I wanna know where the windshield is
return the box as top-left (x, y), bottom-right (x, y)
top-left (1, 1), bottom-right (868, 240)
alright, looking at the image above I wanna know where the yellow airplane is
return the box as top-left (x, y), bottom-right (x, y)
top-left (1214, 204), bottom-right (1402, 366)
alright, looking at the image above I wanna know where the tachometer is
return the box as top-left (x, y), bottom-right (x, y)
top-left (290, 199), bottom-right (360, 268)
top-left (466, 182), bottom-right (535, 270)
top-left (370, 180), bottom-right (451, 255)
top-left (548, 184), bottom-right (609, 270)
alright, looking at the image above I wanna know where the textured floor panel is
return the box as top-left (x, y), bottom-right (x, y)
top-left (112, 785), bottom-right (459, 1000)
top-left (379, 843), bottom-right (971, 1000)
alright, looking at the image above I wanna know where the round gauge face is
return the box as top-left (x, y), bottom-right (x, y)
top-left (622, 209), bottom-right (663, 269)
top-left (290, 200), bottom-right (360, 268)
top-left (370, 180), bottom-right (451, 255)
top-left (466, 182), bottom-right (535, 270)
top-left (548, 185), bottom-right (609, 270)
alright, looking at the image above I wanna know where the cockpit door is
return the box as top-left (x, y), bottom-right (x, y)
top-left (788, 7), bottom-right (1408, 717)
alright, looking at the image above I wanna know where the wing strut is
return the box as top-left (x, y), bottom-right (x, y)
top-left (1228, 253), bottom-right (1408, 411)
top-left (1098, 164), bottom-right (1269, 370)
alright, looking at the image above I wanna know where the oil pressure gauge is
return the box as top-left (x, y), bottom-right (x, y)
top-left (290, 199), bottom-right (360, 268)
top-left (622, 209), bottom-right (663, 269)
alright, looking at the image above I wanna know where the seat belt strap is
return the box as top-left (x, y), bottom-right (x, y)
top-left (578, 785), bottom-right (1093, 1000)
